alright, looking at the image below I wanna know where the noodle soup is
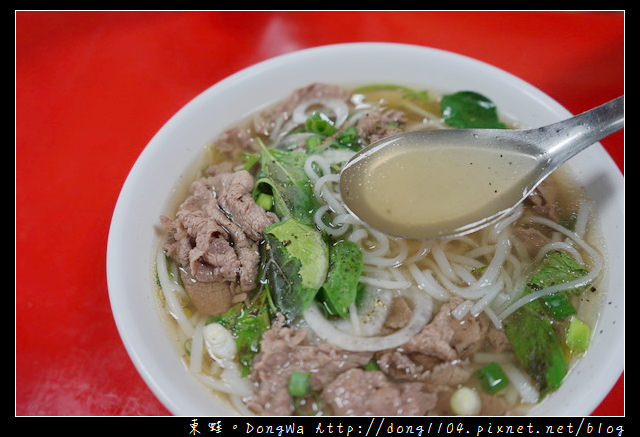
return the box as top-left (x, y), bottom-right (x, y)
top-left (154, 83), bottom-right (604, 416)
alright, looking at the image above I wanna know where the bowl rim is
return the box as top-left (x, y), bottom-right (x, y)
top-left (107, 42), bottom-right (624, 417)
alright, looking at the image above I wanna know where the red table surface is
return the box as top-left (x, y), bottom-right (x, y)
top-left (16, 11), bottom-right (624, 417)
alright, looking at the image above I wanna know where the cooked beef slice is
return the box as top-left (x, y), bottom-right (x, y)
top-left (161, 168), bottom-right (277, 315)
top-left (247, 315), bottom-right (373, 415)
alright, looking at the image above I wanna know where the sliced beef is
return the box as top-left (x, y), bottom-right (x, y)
top-left (377, 298), bottom-right (489, 381)
top-left (247, 315), bottom-right (373, 416)
top-left (321, 368), bottom-right (436, 416)
top-left (161, 167), bottom-right (277, 316)
top-left (383, 296), bottom-right (413, 331)
top-left (207, 170), bottom-right (277, 241)
top-left (513, 226), bottom-right (552, 257)
top-left (252, 82), bottom-right (352, 137)
top-left (213, 126), bottom-right (258, 163)
top-left (486, 324), bottom-right (511, 352)
top-left (375, 297), bottom-right (513, 415)
top-left (356, 108), bottom-right (407, 144)
top-left (421, 361), bottom-right (474, 393)
top-left (213, 83), bottom-right (352, 159)
top-left (249, 298), bottom-right (514, 416)
top-left (525, 179), bottom-right (560, 222)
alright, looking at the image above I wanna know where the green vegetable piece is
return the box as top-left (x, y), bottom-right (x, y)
top-left (261, 218), bottom-right (329, 322)
top-left (502, 250), bottom-right (591, 394)
top-left (239, 152), bottom-right (260, 171)
top-left (528, 251), bottom-right (589, 295)
top-left (335, 126), bottom-right (362, 151)
top-left (503, 307), bottom-right (567, 394)
top-left (207, 291), bottom-right (271, 377)
top-left (255, 138), bottom-right (318, 225)
top-left (476, 362), bottom-right (509, 394)
top-left (305, 135), bottom-right (323, 152)
top-left (560, 213), bottom-right (578, 231)
top-left (321, 240), bottom-right (363, 319)
top-left (207, 303), bottom-right (243, 329)
top-left (255, 193), bottom-right (273, 211)
top-left (363, 360), bottom-right (380, 371)
top-left (266, 219), bottom-right (329, 290)
top-left (441, 91), bottom-right (506, 129)
top-left (234, 309), bottom-right (270, 377)
top-left (565, 316), bottom-right (591, 355)
top-left (527, 250), bottom-right (588, 319)
top-left (541, 292), bottom-right (576, 319)
top-left (288, 370), bottom-right (311, 397)
top-left (305, 111), bottom-right (337, 136)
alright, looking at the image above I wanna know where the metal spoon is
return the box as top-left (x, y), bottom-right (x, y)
top-left (339, 95), bottom-right (624, 240)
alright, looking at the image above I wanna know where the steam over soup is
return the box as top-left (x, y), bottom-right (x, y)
top-left (155, 83), bottom-right (604, 416)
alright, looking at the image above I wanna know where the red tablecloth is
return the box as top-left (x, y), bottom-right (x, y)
top-left (15, 10), bottom-right (624, 416)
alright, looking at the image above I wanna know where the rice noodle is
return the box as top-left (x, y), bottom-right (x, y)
top-left (359, 275), bottom-right (411, 290)
top-left (501, 362), bottom-right (540, 404)
top-left (452, 299), bottom-right (474, 320)
top-left (488, 205), bottom-right (523, 242)
top-left (302, 288), bottom-right (432, 351)
top-left (193, 367), bottom-right (254, 399)
top-left (535, 241), bottom-right (584, 265)
top-left (407, 264), bottom-right (450, 301)
top-left (189, 318), bottom-right (206, 374)
top-left (573, 202), bottom-right (591, 237)
top-left (155, 249), bottom-right (194, 337)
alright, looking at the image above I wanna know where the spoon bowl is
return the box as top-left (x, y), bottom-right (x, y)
top-left (340, 96), bottom-right (624, 240)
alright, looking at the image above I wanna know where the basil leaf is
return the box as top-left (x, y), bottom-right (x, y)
top-left (503, 250), bottom-right (591, 393)
top-left (260, 219), bottom-right (329, 323)
top-left (254, 139), bottom-right (318, 225)
top-left (321, 240), bottom-right (363, 319)
top-left (441, 91), bottom-right (506, 129)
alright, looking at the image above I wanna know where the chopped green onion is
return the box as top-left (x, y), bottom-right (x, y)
top-left (476, 362), bottom-right (509, 394)
top-left (565, 316), bottom-right (591, 355)
top-left (305, 112), bottom-right (336, 136)
top-left (363, 360), bottom-right (380, 371)
top-left (288, 370), bottom-right (311, 397)
top-left (471, 265), bottom-right (487, 276)
top-left (255, 193), bottom-right (273, 211)
top-left (336, 126), bottom-right (360, 150)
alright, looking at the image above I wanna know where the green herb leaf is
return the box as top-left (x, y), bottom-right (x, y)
top-left (441, 91), bottom-right (506, 129)
top-left (260, 219), bottom-right (329, 323)
top-left (206, 291), bottom-right (271, 377)
top-left (254, 139), bottom-right (318, 225)
top-left (320, 240), bottom-right (363, 319)
top-left (234, 306), bottom-right (270, 377)
top-left (502, 250), bottom-right (591, 394)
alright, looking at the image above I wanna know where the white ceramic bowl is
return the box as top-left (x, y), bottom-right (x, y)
top-left (107, 42), bottom-right (624, 416)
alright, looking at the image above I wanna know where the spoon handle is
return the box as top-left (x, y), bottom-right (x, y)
top-left (535, 95), bottom-right (624, 172)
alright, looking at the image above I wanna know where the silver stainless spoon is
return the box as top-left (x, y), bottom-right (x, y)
top-left (339, 95), bottom-right (624, 240)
